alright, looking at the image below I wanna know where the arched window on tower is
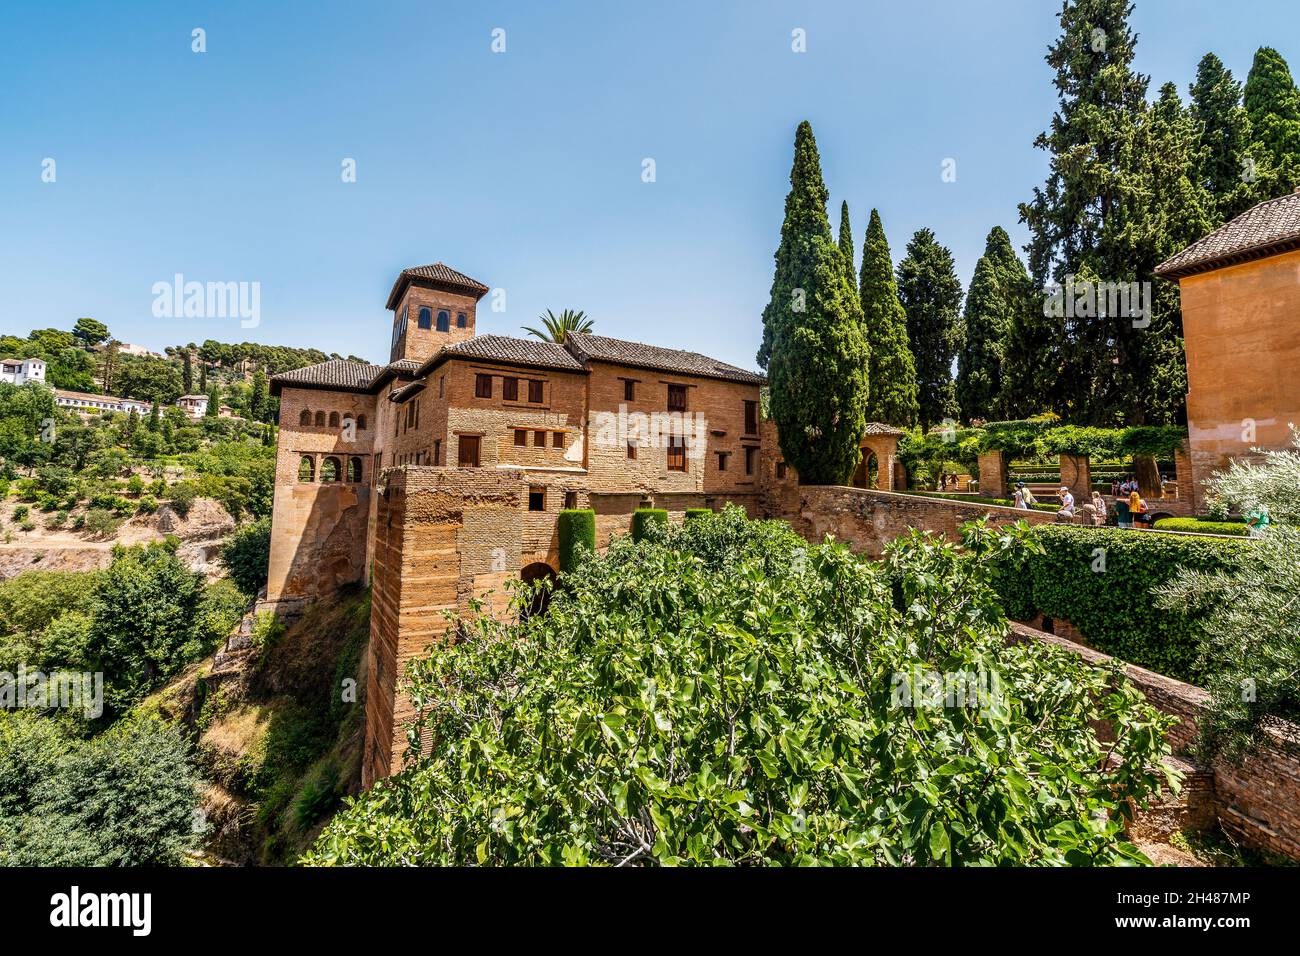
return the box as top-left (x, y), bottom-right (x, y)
top-left (456, 312), bottom-right (467, 328)
top-left (347, 456), bottom-right (363, 483)
top-left (314, 410), bottom-right (326, 427)
top-left (299, 409), bottom-right (311, 426)
top-left (298, 456), bottom-right (314, 482)
top-left (356, 414), bottom-right (367, 430)
top-left (320, 456), bottom-right (341, 483)
top-left (418, 307), bottom-right (432, 330)
top-left (436, 310), bottom-right (450, 332)
top-left (328, 411), bottom-right (340, 428)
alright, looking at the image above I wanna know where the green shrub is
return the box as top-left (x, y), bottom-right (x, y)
top-left (44, 510), bottom-right (68, 531)
top-left (167, 482), bottom-right (197, 517)
top-left (684, 508), bottom-right (713, 521)
top-left (1153, 518), bottom-right (1249, 537)
top-left (221, 516), bottom-right (271, 596)
top-left (136, 494), bottom-right (158, 515)
top-left (11, 504), bottom-right (28, 522)
top-left (81, 507), bottom-right (123, 540)
top-left (18, 520), bottom-right (34, 533)
top-left (556, 509), bottom-right (595, 573)
top-left (991, 525), bottom-right (1248, 683)
top-left (0, 713), bottom-right (202, 866)
top-left (630, 508), bottom-right (668, 542)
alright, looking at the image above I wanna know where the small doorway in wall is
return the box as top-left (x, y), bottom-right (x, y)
top-left (852, 450), bottom-right (879, 489)
top-left (520, 561), bottom-right (557, 618)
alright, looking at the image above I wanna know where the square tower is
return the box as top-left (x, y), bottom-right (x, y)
top-left (385, 263), bottom-right (489, 365)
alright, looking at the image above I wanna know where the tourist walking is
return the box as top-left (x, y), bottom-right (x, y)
top-left (1058, 486), bottom-right (1076, 516)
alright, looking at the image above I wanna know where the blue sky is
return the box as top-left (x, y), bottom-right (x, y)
top-left (1, 0), bottom-right (1294, 370)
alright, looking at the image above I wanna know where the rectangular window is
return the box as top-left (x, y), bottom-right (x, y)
top-left (552, 431), bottom-right (565, 449)
top-left (623, 379), bottom-right (635, 402)
top-left (439, 376), bottom-right (444, 398)
top-left (744, 400), bottom-right (758, 435)
top-left (528, 379), bottom-right (544, 403)
top-left (667, 384), bottom-right (687, 412)
top-left (776, 461), bottom-right (787, 480)
top-left (744, 445), bottom-right (757, 476)
top-left (627, 441), bottom-right (637, 460)
top-left (564, 491), bottom-right (577, 510)
top-left (503, 377), bottom-right (519, 402)
top-left (458, 435), bottom-right (480, 467)
top-left (716, 451), bottom-right (729, 471)
top-left (533, 430), bottom-right (546, 447)
top-left (475, 374), bottom-right (492, 399)
top-left (667, 436), bottom-right (687, 472)
top-left (528, 486), bottom-right (545, 511)
top-left (434, 439), bottom-right (442, 465)
top-left (514, 429), bottom-right (527, 446)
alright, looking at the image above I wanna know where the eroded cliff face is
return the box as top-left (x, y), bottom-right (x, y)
top-left (144, 588), bottom-right (370, 865)
top-left (0, 497), bottom-right (237, 582)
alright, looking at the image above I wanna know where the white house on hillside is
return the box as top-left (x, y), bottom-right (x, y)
top-left (0, 358), bottom-right (46, 386)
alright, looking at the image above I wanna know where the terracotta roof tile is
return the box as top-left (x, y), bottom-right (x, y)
top-left (1156, 190), bottom-right (1300, 278)
top-left (385, 262), bottom-right (489, 309)
top-left (863, 422), bottom-right (905, 436)
top-left (564, 332), bottom-right (765, 385)
top-left (436, 335), bottom-right (585, 371)
top-left (270, 359), bottom-right (385, 392)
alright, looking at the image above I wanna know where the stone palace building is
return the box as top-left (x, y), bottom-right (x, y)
top-left (266, 263), bottom-right (848, 783)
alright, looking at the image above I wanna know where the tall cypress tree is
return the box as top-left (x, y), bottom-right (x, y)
top-left (896, 229), bottom-right (963, 432)
top-left (758, 122), bottom-right (869, 484)
top-left (1190, 53), bottom-right (1265, 222)
top-left (999, 235), bottom-right (1061, 419)
top-left (1020, 0), bottom-right (1162, 425)
top-left (1134, 83), bottom-right (1216, 424)
top-left (1244, 46), bottom-right (1300, 189)
top-left (858, 209), bottom-right (919, 426)
top-left (956, 227), bottom-right (1020, 423)
top-left (837, 201), bottom-right (856, 289)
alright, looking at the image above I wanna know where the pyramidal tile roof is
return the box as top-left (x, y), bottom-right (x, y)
top-left (564, 332), bottom-right (765, 384)
top-left (1156, 190), bottom-right (1300, 278)
top-left (385, 262), bottom-right (489, 309)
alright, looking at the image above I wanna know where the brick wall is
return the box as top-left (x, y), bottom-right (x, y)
top-left (267, 386), bottom-right (377, 603)
top-left (1009, 622), bottom-right (1300, 861)
top-left (363, 467), bottom-right (524, 786)
top-left (584, 360), bottom-right (763, 498)
top-left (1180, 250), bottom-right (1300, 510)
top-left (391, 285), bottom-right (479, 364)
top-left (778, 485), bottom-right (1058, 557)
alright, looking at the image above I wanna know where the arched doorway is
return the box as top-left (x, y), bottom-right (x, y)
top-left (852, 450), bottom-right (880, 489)
top-left (520, 562), bottom-right (557, 617)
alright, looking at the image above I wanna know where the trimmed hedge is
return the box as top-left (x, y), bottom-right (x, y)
top-left (631, 509), bottom-right (668, 542)
top-left (557, 509), bottom-right (596, 572)
top-left (991, 525), bottom-right (1248, 683)
top-left (684, 508), bottom-right (713, 521)
top-left (896, 490), bottom-right (1058, 513)
top-left (1152, 517), bottom-right (1249, 537)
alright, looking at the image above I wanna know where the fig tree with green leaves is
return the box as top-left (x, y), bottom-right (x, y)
top-left (307, 507), bottom-right (1175, 866)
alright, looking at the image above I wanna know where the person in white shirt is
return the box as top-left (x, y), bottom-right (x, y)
top-left (1058, 487), bottom-right (1076, 516)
